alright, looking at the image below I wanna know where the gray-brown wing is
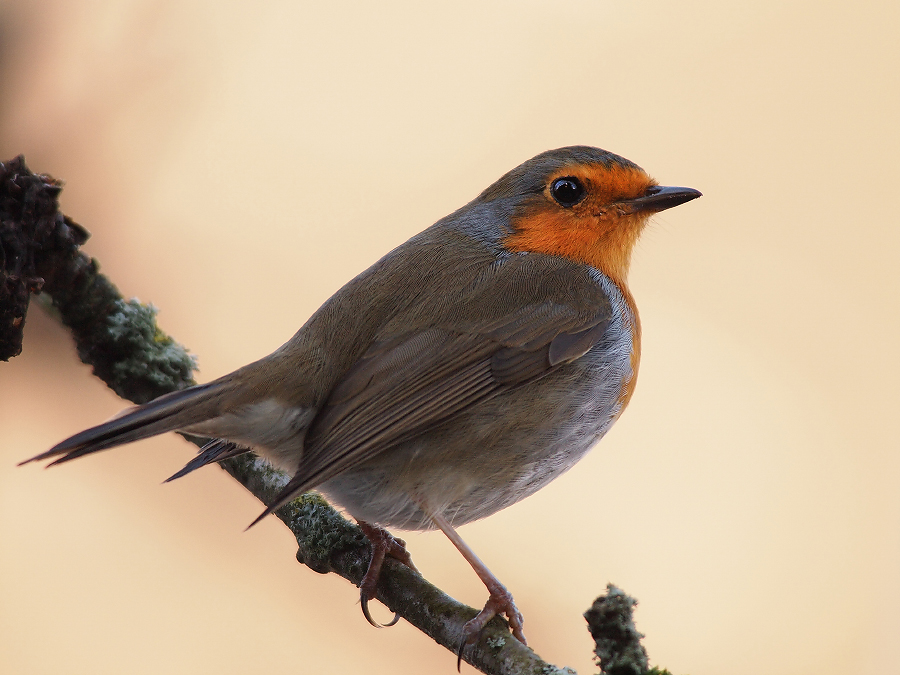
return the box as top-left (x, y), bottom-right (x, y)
top-left (305, 299), bottom-right (613, 479)
top-left (247, 297), bottom-right (612, 524)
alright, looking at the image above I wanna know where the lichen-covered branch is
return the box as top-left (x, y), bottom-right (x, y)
top-left (0, 155), bottom-right (196, 400)
top-left (584, 586), bottom-right (675, 675)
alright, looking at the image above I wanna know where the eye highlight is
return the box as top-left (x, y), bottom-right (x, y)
top-left (550, 177), bottom-right (585, 207)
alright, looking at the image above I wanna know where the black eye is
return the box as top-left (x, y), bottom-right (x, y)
top-left (550, 177), bottom-right (585, 207)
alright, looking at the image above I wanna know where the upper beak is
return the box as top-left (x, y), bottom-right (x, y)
top-left (620, 185), bottom-right (702, 214)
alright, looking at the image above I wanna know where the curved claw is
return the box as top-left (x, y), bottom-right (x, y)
top-left (361, 593), bottom-right (380, 628)
top-left (356, 521), bottom-right (417, 631)
top-left (457, 635), bottom-right (467, 671)
top-left (360, 593), bottom-right (401, 628)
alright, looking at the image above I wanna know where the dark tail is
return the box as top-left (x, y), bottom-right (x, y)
top-left (164, 439), bottom-right (252, 483)
top-left (20, 382), bottom-right (227, 467)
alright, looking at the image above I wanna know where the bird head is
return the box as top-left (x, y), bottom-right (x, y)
top-left (482, 146), bottom-right (701, 285)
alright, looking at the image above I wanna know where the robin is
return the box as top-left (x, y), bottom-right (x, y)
top-left (22, 146), bottom-right (700, 654)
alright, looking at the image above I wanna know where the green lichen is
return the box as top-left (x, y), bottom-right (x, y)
top-left (541, 665), bottom-right (577, 675)
top-left (104, 298), bottom-right (196, 400)
top-left (282, 492), bottom-right (367, 575)
top-left (249, 456), bottom-right (291, 492)
top-left (486, 634), bottom-right (506, 650)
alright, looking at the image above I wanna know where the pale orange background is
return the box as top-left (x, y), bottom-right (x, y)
top-left (1, 2), bottom-right (898, 674)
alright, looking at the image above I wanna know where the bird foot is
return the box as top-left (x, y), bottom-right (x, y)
top-left (456, 581), bottom-right (526, 669)
top-left (357, 521), bottom-right (419, 628)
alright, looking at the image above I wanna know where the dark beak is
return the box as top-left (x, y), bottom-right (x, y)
top-left (620, 185), bottom-right (702, 214)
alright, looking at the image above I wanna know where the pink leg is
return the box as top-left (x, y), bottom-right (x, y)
top-left (357, 521), bottom-right (420, 628)
top-left (429, 511), bottom-right (527, 651)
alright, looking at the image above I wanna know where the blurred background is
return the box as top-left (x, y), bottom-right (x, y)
top-left (1, 2), bottom-right (898, 674)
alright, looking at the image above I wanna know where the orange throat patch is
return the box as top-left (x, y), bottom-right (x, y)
top-left (502, 162), bottom-right (654, 288)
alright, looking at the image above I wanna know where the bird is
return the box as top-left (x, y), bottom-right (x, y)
top-left (22, 146), bottom-right (700, 657)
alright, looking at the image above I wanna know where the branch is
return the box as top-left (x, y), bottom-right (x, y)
top-left (584, 586), bottom-right (674, 675)
top-left (2, 155), bottom-right (671, 675)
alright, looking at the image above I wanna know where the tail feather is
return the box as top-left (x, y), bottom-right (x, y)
top-left (20, 383), bottom-right (226, 467)
top-left (164, 439), bottom-right (252, 483)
